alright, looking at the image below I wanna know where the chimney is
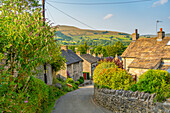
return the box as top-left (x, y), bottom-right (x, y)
top-left (132, 29), bottom-right (139, 41)
top-left (157, 28), bottom-right (165, 41)
top-left (76, 51), bottom-right (81, 56)
top-left (61, 45), bottom-right (68, 51)
top-left (87, 49), bottom-right (91, 54)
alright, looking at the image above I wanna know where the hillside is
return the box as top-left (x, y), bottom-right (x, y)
top-left (55, 25), bottom-right (132, 46)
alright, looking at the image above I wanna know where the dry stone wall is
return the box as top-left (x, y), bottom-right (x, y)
top-left (94, 87), bottom-right (170, 113)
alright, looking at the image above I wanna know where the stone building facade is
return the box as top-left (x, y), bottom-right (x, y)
top-left (121, 28), bottom-right (170, 79)
top-left (58, 46), bottom-right (83, 81)
top-left (36, 64), bottom-right (53, 85)
top-left (79, 54), bottom-right (98, 79)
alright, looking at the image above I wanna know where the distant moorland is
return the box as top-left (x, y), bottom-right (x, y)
top-left (54, 25), bottom-right (132, 46)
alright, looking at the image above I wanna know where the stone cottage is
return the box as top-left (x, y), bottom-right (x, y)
top-left (79, 53), bottom-right (98, 80)
top-left (58, 46), bottom-right (83, 81)
top-left (121, 28), bottom-right (170, 79)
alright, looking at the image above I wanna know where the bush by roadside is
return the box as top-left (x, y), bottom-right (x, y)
top-left (0, 76), bottom-right (65, 113)
top-left (78, 76), bottom-right (84, 84)
top-left (93, 62), bottom-right (135, 90)
top-left (130, 69), bottom-right (170, 102)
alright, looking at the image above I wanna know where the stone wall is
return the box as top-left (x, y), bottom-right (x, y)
top-left (58, 61), bottom-right (83, 81)
top-left (94, 87), bottom-right (170, 113)
top-left (36, 64), bottom-right (53, 85)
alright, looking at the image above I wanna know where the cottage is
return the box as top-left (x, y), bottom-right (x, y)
top-left (121, 28), bottom-right (170, 79)
top-left (79, 53), bottom-right (98, 80)
top-left (58, 46), bottom-right (83, 81)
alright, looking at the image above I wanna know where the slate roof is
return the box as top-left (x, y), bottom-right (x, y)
top-left (61, 49), bottom-right (83, 65)
top-left (80, 54), bottom-right (98, 64)
top-left (121, 37), bottom-right (170, 69)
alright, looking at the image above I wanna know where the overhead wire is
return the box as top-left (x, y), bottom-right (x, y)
top-left (47, 0), bottom-right (153, 5)
top-left (46, 5), bottom-right (56, 24)
top-left (46, 2), bottom-right (96, 30)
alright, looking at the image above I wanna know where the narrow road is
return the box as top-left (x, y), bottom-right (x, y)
top-left (51, 85), bottom-right (113, 113)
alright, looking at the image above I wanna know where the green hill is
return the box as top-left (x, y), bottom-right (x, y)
top-left (54, 25), bottom-right (132, 46)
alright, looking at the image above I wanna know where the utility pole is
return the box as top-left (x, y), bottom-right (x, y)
top-left (42, 0), bottom-right (47, 84)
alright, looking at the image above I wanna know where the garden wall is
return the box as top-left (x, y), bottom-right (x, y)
top-left (94, 87), bottom-right (170, 113)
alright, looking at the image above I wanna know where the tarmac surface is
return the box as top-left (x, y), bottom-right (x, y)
top-left (51, 85), bottom-right (113, 113)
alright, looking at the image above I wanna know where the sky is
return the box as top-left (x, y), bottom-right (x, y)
top-left (42, 0), bottom-right (170, 35)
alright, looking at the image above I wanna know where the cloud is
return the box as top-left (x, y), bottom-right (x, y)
top-left (152, 0), bottom-right (168, 7)
top-left (103, 14), bottom-right (113, 20)
top-left (168, 16), bottom-right (170, 19)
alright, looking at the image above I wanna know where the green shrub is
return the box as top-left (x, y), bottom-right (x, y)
top-left (135, 69), bottom-right (170, 102)
top-left (0, 76), bottom-right (50, 113)
top-left (57, 77), bottom-right (64, 82)
top-left (26, 76), bottom-right (49, 112)
top-left (75, 81), bottom-right (80, 85)
top-left (130, 84), bottom-right (138, 92)
top-left (71, 83), bottom-right (78, 90)
top-left (78, 79), bottom-right (84, 84)
top-left (62, 86), bottom-right (73, 92)
top-left (80, 76), bottom-right (84, 82)
top-left (93, 62), bottom-right (135, 90)
top-left (65, 78), bottom-right (74, 84)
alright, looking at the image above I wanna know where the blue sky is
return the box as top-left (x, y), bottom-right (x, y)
top-left (43, 0), bottom-right (170, 35)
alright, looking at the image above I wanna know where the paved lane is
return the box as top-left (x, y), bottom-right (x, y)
top-left (51, 85), bottom-right (113, 113)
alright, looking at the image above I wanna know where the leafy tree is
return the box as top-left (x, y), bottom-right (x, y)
top-left (77, 45), bottom-right (87, 54)
top-left (68, 46), bottom-right (76, 53)
top-left (0, 0), bottom-right (65, 112)
top-left (114, 41), bottom-right (126, 56)
top-left (94, 46), bottom-right (102, 55)
top-left (77, 41), bottom-right (89, 54)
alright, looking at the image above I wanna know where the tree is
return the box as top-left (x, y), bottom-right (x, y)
top-left (114, 41), bottom-right (126, 56)
top-left (0, 0), bottom-right (66, 75)
top-left (77, 45), bottom-right (87, 54)
top-left (77, 41), bottom-right (89, 54)
top-left (0, 0), bottom-right (65, 112)
top-left (94, 46), bottom-right (102, 56)
top-left (68, 46), bottom-right (76, 53)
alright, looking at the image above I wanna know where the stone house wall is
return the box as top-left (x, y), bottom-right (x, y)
top-left (72, 62), bottom-right (81, 81)
top-left (82, 60), bottom-right (91, 76)
top-left (35, 64), bottom-right (53, 85)
top-left (94, 87), bottom-right (170, 113)
top-left (123, 58), bottom-right (135, 70)
top-left (129, 68), bottom-right (148, 79)
top-left (91, 62), bottom-right (97, 77)
top-left (58, 61), bottom-right (83, 81)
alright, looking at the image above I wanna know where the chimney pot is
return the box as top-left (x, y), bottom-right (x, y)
top-left (157, 28), bottom-right (165, 41)
top-left (76, 51), bottom-right (81, 56)
top-left (160, 28), bottom-right (162, 32)
top-left (132, 29), bottom-right (139, 41)
top-left (61, 45), bottom-right (68, 51)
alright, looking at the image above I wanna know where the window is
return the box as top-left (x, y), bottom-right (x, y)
top-left (167, 67), bottom-right (170, 73)
top-left (166, 40), bottom-right (170, 46)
